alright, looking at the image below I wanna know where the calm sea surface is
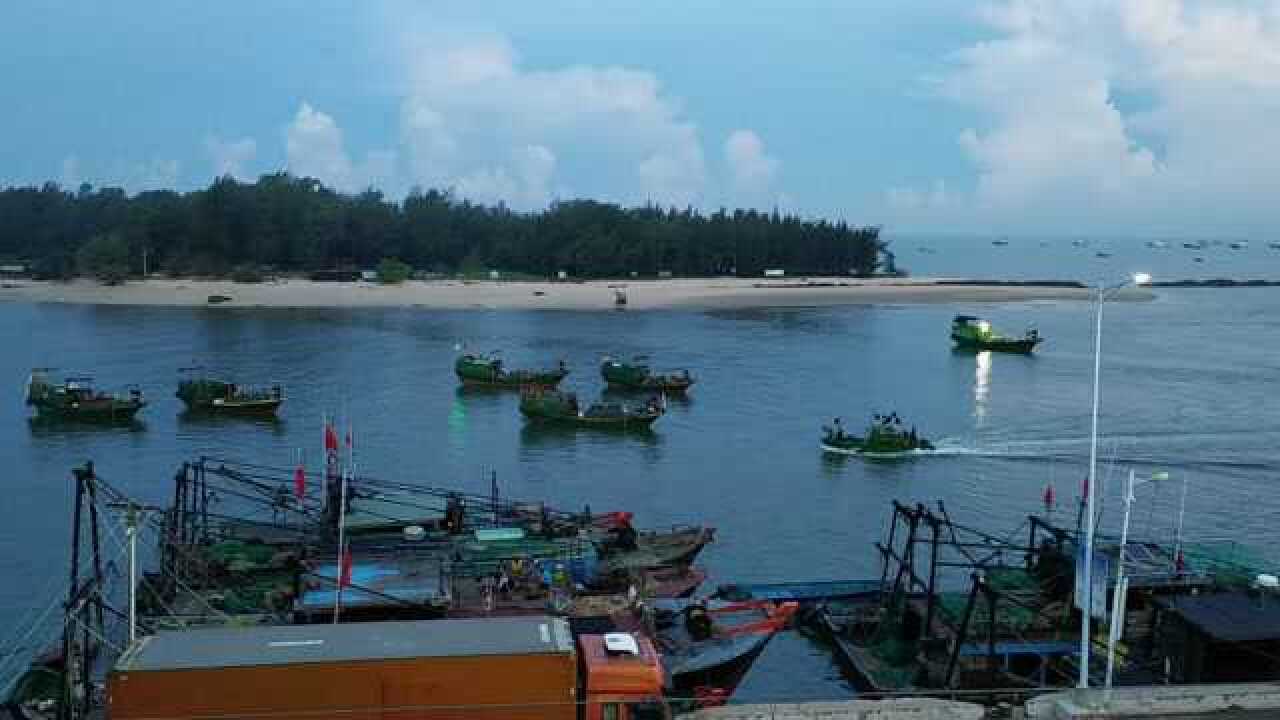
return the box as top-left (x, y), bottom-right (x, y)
top-left (2, 237), bottom-right (1279, 701)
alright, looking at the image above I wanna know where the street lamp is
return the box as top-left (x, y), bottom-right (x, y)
top-left (1078, 271), bottom-right (1151, 689)
top-left (1104, 469), bottom-right (1171, 688)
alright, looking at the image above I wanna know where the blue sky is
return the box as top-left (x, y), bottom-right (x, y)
top-left (3, 1), bottom-right (1278, 235)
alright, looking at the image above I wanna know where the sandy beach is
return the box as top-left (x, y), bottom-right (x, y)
top-left (0, 277), bottom-right (1153, 311)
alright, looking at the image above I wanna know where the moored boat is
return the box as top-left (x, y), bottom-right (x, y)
top-left (820, 414), bottom-right (933, 459)
top-left (520, 388), bottom-right (663, 429)
top-left (176, 372), bottom-right (283, 415)
top-left (24, 369), bottom-right (144, 422)
top-left (651, 598), bottom-right (799, 702)
top-left (455, 351), bottom-right (568, 388)
top-left (601, 356), bottom-right (695, 395)
top-left (951, 315), bottom-right (1041, 353)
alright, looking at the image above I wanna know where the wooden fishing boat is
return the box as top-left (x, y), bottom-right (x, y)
top-left (601, 356), bottom-right (695, 395)
top-left (520, 388), bottom-right (663, 428)
top-left (176, 372), bottom-right (283, 415)
top-left (951, 315), bottom-right (1041, 353)
top-left (455, 352), bottom-right (568, 388)
top-left (24, 369), bottom-right (144, 422)
top-left (651, 599), bottom-right (799, 701)
top-left (820, 415), bottom-right (933, 459)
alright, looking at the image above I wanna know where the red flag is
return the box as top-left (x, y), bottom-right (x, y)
top-left (339, 546), bottom-right (353, 588)
top-left (293, 464), bottom-right (306, 501)
top-left (1043, 483), bottom-right (1056, 510)
top-left (325, 424), bottom-right (339, 452)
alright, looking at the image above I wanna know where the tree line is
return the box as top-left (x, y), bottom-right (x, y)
top-left (0, 174), bottom-right (888, 281)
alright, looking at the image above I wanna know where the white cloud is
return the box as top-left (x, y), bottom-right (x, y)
top-left (396, 32), bottom-right (707, 208)
top-left (724, 129), bottom-right (780, 200)
top-left (284, 102), bottom-right (396, 192)
top-left (893, 0), bottom-right (1280, 234)
top-left (204, 136), bottom-right (257, 181)
top-left (123, 158), bottom-right (180, 192)
top-left (456, 144), bottom-right (558, 208)
top-left (59, 156), bottom-right (81, 190)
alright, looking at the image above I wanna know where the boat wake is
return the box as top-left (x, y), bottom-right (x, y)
top-left (914, 436), bottom-right (1280, 472)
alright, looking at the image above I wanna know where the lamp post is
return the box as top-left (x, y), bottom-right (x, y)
top-left (1104, 469), bottom-right (1169, 688)
top-left (1079, 271), bottom-right (1151, 689)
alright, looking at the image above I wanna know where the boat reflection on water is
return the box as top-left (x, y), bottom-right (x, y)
top-left (519, 421), bottom-right (661, 449)
top-left (973, 349), bottom-right (991, 424)
top-left (177, 410), bottom-right (285, 435)
top-left (27, 416), bottom-right (146, 434)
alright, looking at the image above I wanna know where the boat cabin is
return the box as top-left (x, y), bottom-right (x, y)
top-left (1153, 589), bottom-right (1280, 683)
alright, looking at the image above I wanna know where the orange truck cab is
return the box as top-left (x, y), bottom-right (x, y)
top-left (578, 632), bottom-right (669, 720)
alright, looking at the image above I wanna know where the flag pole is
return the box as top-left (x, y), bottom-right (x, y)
top-left (332, 414), bottom-right (350, 624)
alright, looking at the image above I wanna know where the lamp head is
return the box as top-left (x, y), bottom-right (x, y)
top-left (1133, 272), bottom-right (1153, 286)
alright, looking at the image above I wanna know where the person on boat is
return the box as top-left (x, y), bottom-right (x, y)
top-left (832, 417), bottom-right (845, 440)
top-left (444, 494), bottom-right (466, 535)
top-left (684, 603), bottom-right (714, 642)
top-left (606, 512), bottom-right (639, 553)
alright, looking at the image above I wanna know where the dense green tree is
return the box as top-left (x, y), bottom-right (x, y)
top-left (0, 175), bottom-right (887, 279)
top-left (75, 233), bottom-right (130, 283)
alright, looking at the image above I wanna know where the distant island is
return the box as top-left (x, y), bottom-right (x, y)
top-left (0, 174), bottom-right (885, 283)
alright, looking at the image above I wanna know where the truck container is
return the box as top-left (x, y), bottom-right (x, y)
top-left (108, 616), bottom-right (667, 720)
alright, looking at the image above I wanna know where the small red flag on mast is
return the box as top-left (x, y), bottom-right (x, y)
top-left (325, 424), bottom-right (339, 453)
top-left (339, 546), bottom-right (353, 588)
top-left (293, 463), bottom-right (306, 501)
top-left (1043, 483), bottom-right (1056, 511)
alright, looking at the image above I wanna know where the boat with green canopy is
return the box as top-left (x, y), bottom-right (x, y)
top-left (455, 351), bottom-right (568, 388)
top-left (24, 369), bottom-right (145, 422)
top-left (950, 315), bottom-right (1041, 353)
top-left (601, 356), bottom-right (695, 395)
top-left (176, 369), bottom-right (284, 415)
top-left (519, 388), bottom-right (663, 428)
top-left (821, 414), bottom-right (933, 459)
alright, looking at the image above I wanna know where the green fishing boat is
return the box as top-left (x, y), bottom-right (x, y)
top-left (176, 370), bottom-right (283, 415)
top-left (519, 388), bottom-right (663, 428)
top-left (25, 369), bottom-right (145, 422)
top-left (950, 315), bottom-right (1041, 353)
top-left (455, 352), bottom-right (568, 388)
top-left (821, 414), bottom-right (933, 458)
top-left (601, 356), bottom-right (695, 394)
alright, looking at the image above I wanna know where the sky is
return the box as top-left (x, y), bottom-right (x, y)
top-left (2, 0), bottom-right (1278, 236)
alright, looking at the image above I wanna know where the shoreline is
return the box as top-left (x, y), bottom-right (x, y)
top-left (0, 277), bottom-right (1154, 311)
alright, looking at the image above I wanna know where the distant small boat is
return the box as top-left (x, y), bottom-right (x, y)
top-left (1270, 242), bottom-right (1280, 250)
top-left (951, 315), bottom-right (1041, 353)
top-left (991, 239), bottom-right (1009, 247)
top-left (1095, 252), bottom-right (1112, 259)
top-left (1183, 241), bottom-right (1205, 250)
top-left (601, 357), bottom-right (694, 395)
top-left (1193, 257), bottom-right (1205, 263)
top-left (1146, 240), bottom-right (1169, 249)
top-left (455, 352), bottom-right (568, 389)
top-left (520, 388), bottom-right (663, 429)
top-left (820, 414), bottom-right (933, 459)
top-left (1229, 242), bottom-right (1248, 250)
top-left (25, 369), bottom-right (144, 422)
top-left (177, 371), bottom-right (283, 415)
top-left (1072, 239), bottom-right (1089, 248)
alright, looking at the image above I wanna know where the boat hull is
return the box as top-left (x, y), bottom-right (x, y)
top-left (181, 398), bottom-right (283, 415)
top-left (32, 401), bottom-right (144, 422)
top-left (820, 442), bottom-right (920, 460)
top-left (951, 335), bottom-right (1040, 354)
